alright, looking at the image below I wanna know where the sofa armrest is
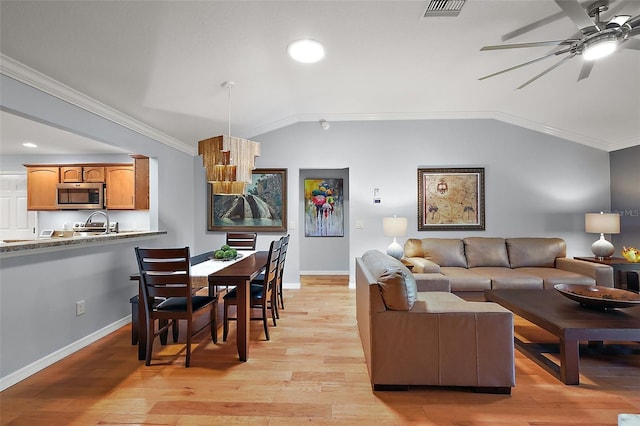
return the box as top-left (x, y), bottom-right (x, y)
top-left (555, 258), bottom-right (614, 287)
top-left (404, 257), bottom-right (441, 273)
top-left (413, 273), bottom-right (451, 292)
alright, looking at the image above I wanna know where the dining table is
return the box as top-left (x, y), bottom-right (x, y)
top-left (131, 250), bottom-right (268, 362)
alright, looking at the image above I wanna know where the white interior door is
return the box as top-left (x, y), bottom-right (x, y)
top-left (0, 174), bottom-right (36, 241)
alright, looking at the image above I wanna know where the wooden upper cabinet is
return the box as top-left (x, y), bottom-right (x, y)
top-left (60, 166), bottom-right (105, 183)
top-left (60, 166), bottom-right (83, 183)
top-left (133, 156), bottom-right (149, 210)
top-left (25, 161), bottom-right (147, 211)
top-left (83, 166), bottom-right (105, 182)
top-left (105, 165), bottom-right (135, 210)
top-left (26, 166), bottom-right (60, 210)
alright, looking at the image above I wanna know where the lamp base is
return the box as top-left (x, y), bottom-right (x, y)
top-left (386, 238), bottom-right (404, 260)
top-left (591, 234), bottom-right (614, 259)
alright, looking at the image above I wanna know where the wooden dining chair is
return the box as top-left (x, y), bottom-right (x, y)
top-left (248, 234), bottom-right (290, 319)
top-left (222, 238), bottom-right (281, 342)
top-left (135, 247), bottom-right (218, 367)
top-left (275, 234), bottom-right (290, 314)
top-left (225, 232), bottom-right (257, 250)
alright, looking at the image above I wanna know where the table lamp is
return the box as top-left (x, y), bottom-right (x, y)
top-left (383, 216), bottom-right (408, 259)
top-left (585, 212), bottom-right (620, 259)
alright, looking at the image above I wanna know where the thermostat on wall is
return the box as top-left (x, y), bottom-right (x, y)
top-left (39, 229), bottom-right (54, 238)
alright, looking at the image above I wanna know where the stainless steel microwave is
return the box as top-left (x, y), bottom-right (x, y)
top-left (56, 182), bottom-right (105, 210)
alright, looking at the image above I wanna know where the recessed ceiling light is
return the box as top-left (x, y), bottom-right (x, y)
top-left (22, 142), bottom-right (38, 148)
top-left (287, 39), bottom-right (325, 64)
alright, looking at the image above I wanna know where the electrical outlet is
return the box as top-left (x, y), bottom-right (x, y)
top-left (76, 300), bottom-right (86, 316)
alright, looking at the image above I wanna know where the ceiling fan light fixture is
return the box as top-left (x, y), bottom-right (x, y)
top-left (583, 34), bottom-right (618, 60)
top-left (287, 39), bottom-right (325, 63)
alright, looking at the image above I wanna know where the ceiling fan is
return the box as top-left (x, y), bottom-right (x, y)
top-left (479, 0), bottom-right (640, 89)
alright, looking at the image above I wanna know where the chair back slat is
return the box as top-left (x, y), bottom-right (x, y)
top-left (277, 234), bottom-right (289, 279)
top-left (135, 247), bottom-right (192, 301)
top-left (264, 239), bottom-right (281, 291)
top-left (226, 232), bottom-right (257, 250)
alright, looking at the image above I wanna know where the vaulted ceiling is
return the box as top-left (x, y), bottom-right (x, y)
top-left (1, 0), bottom-right (639, 154)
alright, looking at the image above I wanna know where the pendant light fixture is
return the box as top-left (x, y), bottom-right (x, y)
top-left (198, 81), bottom-right (260, 195)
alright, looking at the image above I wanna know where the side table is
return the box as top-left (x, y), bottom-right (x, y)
top-left (574, 256), bottom-right (640, 292)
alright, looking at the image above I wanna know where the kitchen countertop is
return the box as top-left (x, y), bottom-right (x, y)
top-left (0, 230), bottom-right (167, 258)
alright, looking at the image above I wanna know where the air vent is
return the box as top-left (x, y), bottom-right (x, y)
top-left (422, 0), bottom-right (466, 17)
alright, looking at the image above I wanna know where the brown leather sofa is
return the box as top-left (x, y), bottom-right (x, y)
top-left (356, 249), bottom-right (515, 393)
top-left (404, 237), bottom-right (614, 299)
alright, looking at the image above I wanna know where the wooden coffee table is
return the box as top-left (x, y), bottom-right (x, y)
top-left (485, 289), bottom-right (640, 385)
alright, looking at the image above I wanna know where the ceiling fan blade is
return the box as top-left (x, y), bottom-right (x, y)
top-left (481, 40), bottom-right (579, 51)
top-left (479, 48), bottom-right (573, 81)
top-left (502, 11), bottom-right (567, 42)
top-left (516, 53), bottom-right (576, 90)
top-left (577, 61), bottom-right (594, 81)
top-left (621, 38), bottom-right (640, 50)
top-left (555, 0), bottom-right (599, 34)
top-left (624, 14), bottom-right (640, 36)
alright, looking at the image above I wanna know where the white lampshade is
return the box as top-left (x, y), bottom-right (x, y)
top-left (383, 216), bottom-right (408, 237)
top-left (585, 213), bottom-right (620, 234)
top-left (585, 212), bottom-right (620, 259)
top-left (383, 216), bottom-right (407, 259)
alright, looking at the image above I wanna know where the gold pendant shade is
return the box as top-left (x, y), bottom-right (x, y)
top-left (198, 135), bottom-right (260, 194)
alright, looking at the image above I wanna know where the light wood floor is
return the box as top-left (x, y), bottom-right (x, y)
top-left (2, 276), bottom-right (639, 425)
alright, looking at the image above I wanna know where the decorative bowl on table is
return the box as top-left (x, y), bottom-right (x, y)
top-left (554, 284), bottom-right (640, 310)
top-left (621, 246), bottom-right (640, 263)
top-left (212, 252), bottom-right (243, 262)
top-left (211, 245), bottom-right (242, 261)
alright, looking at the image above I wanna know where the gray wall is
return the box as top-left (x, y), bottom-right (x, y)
top-left (298, 168), bottom-right (350, 274)
top-left (610, 145), bottom-right (640, 251)
top-left (254, 119), bottom-right (612, 279)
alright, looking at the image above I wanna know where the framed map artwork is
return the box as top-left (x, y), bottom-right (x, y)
top-left (417, 167), bottom-right (485, 231)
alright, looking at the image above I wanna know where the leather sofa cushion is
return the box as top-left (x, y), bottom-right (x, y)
top-left (362, 250), bottom-right (417, 311)
top-left (405, 238), bottom-right (467, 268)
top-left (507, 238), bottom-right (566, 268)
top-left (464, 238), bottom-right (509, 267)
top-left (472, 267), bottom-right (544, 290)
top-left (516, 267), bottom-right (595, 289)
top-left (440, 267), bottom-right (492, 291)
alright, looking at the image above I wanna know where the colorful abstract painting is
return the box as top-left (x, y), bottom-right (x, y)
top-left (304, 178), bottom-right (344, 237)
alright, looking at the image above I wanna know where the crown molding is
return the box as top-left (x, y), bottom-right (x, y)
top-left (249, 110), bottom-right (627, 152)
top-left (0, 54), bottom-right (196, 156)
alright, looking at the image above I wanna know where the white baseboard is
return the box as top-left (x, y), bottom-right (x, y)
top-left (282, 282), bottom-right (301, 289)
top-left (0, 316), bottom-right (131, 391)
top-left (299, 270), bottom-right (349, 276)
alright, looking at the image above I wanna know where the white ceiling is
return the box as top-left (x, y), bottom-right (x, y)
top-left (0, 111), bottom-right (130, 155)
top-left (1, 0), bottom-right (639, 154)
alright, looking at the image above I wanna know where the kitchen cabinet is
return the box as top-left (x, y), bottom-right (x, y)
top-left (105, 165), bottom-right (135, 209)
top-left (26, 166), bottom-right (59, 210)
top-left (25, 160), bottom-right (148, 211)
top-left (83, 166), bottom-right (105, 182)
top-left (60, 166), bottom-right (83, 182)
top-left (133, 156), bottom-right (149, 210)
top-left (60, 166), bottom-right (105, 183)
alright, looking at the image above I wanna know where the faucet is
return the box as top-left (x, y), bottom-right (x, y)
top-left (85, 210), bottom-right (110, 234)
